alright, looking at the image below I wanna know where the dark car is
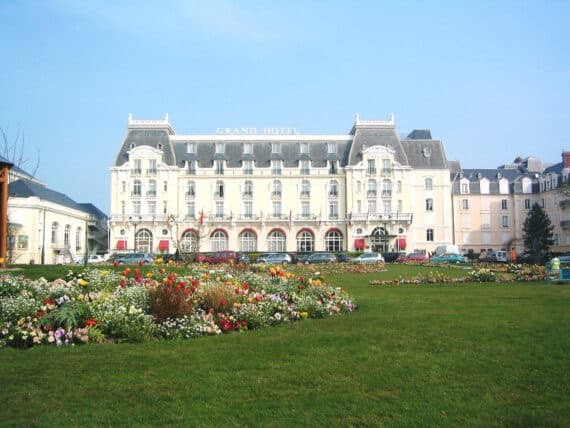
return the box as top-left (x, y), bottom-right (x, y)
top-left (305, 253), bottom-right (337, 264)
top-left (336, 254), bottom-right (352, 263)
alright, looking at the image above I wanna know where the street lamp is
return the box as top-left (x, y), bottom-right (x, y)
top-left (129, 216), bottom-right (142, 253)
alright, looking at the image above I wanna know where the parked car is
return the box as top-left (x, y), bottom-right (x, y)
top-left (114, 253), bottom-right (154, 265)
top-left (481, 250), bottom-right (508, 263)
top-left (351, 252), bottom-right (385, 264)
top-left (87, 255), bottom-right (105, 264)
top-left (397, 252), bottom-right (429, 262)
top-left (305, 252), bottom-right (337, 264)
top-left (430, 253), bottom-right (467, 263)
top-left (257, 253), bottom-right (292, 264)
top-left (336, 254), bottom-right (352, 263)
top-left (197, 250), bottom-right (244, 264)
top-left (382, 252), bottom-right (403, 263)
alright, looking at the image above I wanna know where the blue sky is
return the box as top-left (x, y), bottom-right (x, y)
top-left (1, 0), bottom-right (569, 214)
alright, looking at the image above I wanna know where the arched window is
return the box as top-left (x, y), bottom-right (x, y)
top-left (64, 225), bottom-right (71, 247)
top-left (268, 229), bottom-right (286, 252)
top-left (51, 222), bottom-right (59, 245)
top-left (367, 179), bottom-right (377, 197)
top-left (325, 229), bottom-right (343, 252)
top-left (75, 227), bottom-right (82, 251)
top-left (301, 179), bottom-right (311, 197)
top-left (180, 230), bottom-right (198, 252)
top-left (296, 230), bottom-right (314, 253)
top-left (239, 230), bottom-right (257, 252)
top-left (133, 179), bottom-right (141, 196)
top-left (424, 177), bottom-right (433, 190)
top-left (370, 227), bottom-right (387, 252)
top-left (210, 230), bottom-right (228, 252)
top-left (186, 181), bottom-right (195, 197)
top-left (329, 180), bottom-right (339, 197)
top-left (135, 229), bottom-right (153, 253)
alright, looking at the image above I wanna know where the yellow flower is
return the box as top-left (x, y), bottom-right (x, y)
top-left (79, 279), bottom-right (89, 287)
top-left (101, 270), bottom-right (109, 275)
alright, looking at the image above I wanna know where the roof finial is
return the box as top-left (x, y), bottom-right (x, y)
top-left (355, 113), bottom-right (360, 123)
top-left (165, 113), bottom-right (169, 122)
top-left (390, 112), bottom-right (394, 123)
top-left (128, 113), bottom-right (133, 122)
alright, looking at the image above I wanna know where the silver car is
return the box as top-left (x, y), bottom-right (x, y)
top-left (351, 253), bottom-right (385, 264)
top-left (257, 253), bottom-right (292, 264)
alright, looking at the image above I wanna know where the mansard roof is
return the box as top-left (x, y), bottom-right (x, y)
top-left (9, 179), bottom-right (107, 216)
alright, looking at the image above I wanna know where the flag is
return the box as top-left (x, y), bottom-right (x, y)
top-left (288, 210), bottom-right (292, 228)
top-left (199, 210), bottom-right (204, 225)
top-left (348, 212), bottom-right (352, 226)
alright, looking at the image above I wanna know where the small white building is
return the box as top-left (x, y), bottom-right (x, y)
top-left (8, 170), bottom-right (108, 264)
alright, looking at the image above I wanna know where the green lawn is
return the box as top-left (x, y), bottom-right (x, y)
top-left (1, 266), bottom-right (569, 427)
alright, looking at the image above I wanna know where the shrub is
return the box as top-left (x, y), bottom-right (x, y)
top-left (148, 282), bottom-right (194, 323)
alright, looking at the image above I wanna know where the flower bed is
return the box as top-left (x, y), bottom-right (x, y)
top-left (369, 264), bottom-right (547, 286)
top-left (0, 265), bottom-right (356, 349)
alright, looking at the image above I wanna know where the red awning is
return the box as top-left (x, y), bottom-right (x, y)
top-left (397, 238), bottom-right (407, 250)
top-left (355, 238), bottom-right (365, 250)
top-left (159, 240), bottom-right (170, 251)
top-left (116, 240), bottom-right (126, 250)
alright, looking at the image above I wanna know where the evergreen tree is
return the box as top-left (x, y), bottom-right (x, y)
top-left (523, 203), bottom-right (554, 259)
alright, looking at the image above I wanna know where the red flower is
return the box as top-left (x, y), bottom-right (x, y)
top-left (43, 298), bottom-right (54, 305)
top-left (190, 286), bottom-right (196, 293)
top-left (85, 318), bottom-right (97, 327)
top-left (113, 261), bottom-right (119, 268)
top-left (234, 288), bottom-right (240, 294)
top-left (220, 299), bottom-right (227, 306)
top-left (138, 260), bottom-right (144, 266)
top-left (191, 279), bottom-right (200, 286)
top-left (36, 311), bottom-right (46, 318)
top-left (183, 289), bottom-right (190, 295)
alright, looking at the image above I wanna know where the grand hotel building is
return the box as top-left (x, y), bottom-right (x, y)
top-left (109, 114), bottom-right (570, 256)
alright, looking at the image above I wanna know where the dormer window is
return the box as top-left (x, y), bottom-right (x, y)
top-left (186, 143), bottom-right (196, 154)
top-left (271, 142), bottom-right (281, 154)
top-left (327, 142), bottom-right (337, 154)
top-left (243, 142), bottom-right (253, 154)
top-left (215, 142), bottom-right (224, 154)
top-left (300, 142), bottom-right (309, 154)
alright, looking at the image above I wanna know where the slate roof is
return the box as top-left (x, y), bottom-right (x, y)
top-left (401, 138), bottom-right (448, 169)
top-left (454, 168), bottom-right (540, 194)
top-left (9, 179), bottom-right (107, 216)
top-left (544, 162), bottom-right (563, 175)
top-left (406, 129), bottom-right (432, 140)
top-left (0, 155), bottom-right (14, 166)
top-left (348, 126), bottom-right (408, 166)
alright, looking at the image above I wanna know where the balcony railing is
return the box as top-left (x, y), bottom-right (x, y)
top-left (367, 190), bottom-right (377, 197)
top-left (367, 168), bottom-right (377, 175)
top-left (329, 191), bottom-right (339, 197)
top-left (214, 192), bottom-right (224, 199)
top-left (131, 169), bottom-right (142, 176)
top-left (242, 191), bottom-right (253, 198)
top-left (300, 191), bottom-right (310, 198)
top-left (271, 191), bottom-right (282, 198)
top-left (146, 190), bottom-right (156, 198)
top-left (381, 168), bottom-right (392, 176)
top-left (131, 191), bottom-right (141, 198)
top-left (146, 169), bottom-right (157, 175)
top-left (382, 190), bottom-right (392, 197)
top-left (185, 191), bottom-right (195, 198)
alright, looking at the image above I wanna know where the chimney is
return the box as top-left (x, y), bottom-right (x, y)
top-left (563, 151), bottom-right (570, 168)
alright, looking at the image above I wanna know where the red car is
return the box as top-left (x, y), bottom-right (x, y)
top-left (397, 252), bottom-right (429, 262)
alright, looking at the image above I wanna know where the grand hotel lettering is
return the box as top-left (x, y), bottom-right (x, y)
top-left (215, 127), bottom-right (300, 135)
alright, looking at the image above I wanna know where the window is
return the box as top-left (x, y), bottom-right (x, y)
top-left (329, 180), bottom-right (339, 197)
top-left (215, 181), bottom-right (224, 198)
top-left (186, 181), bottom-right (195, 197)
top-left (271, 160), bottom-right (282, 175)
top-left (325, 230), bottom-right (343, 252)
top-left (215, 160), bottom-right (224, 175)
top-left (382, 159), bottom-right (391, 175)
top-left (397, 200), bottom-right (402, 213)
top-left (186, 202), bottom-right (195, 219)
top-left (243, 180), bottom-right (253, 197)
top-left (327, 142), bottom-right (337, 154)
top-left (132, 180), bottom-right (141, 197)
top-left (501, 199), bottom-right (508, 210)
top-left (367, 200), bottom-right (376, 214)
top-left (524, 199), bottom-right (531, 210)
top-left (133, 201), bottom-right (141, 215)
top-left (147, 159), bottom-right (157, 175)
top-left (243, 142), bottom-right (253, 154)
top-left (147, 180), bottom-right (157, 197)
top-left (17, 235), bottom-right (28, 250)
top-left (181, 230), bottom-right (198, 252)
top-left (243, 200), bottom-right (253, 218)
top-left (148, 201), bottom-right (156, 215)
top-left (162, 200), bottom-right (167, 214)
top-left (215, 142), bottom-right (224, 154)
top-left (481, 213), bottom-right (491, 229)
top-left (215, 201), bottom-right (224, 218)
top-left (462, 199), bottom-right (469, 210)
top-left (163, 181), bottom-right (168, 192)
top-left (383, 200), bottom-right (391, 214)
top-left (272, 201), bottom-right (282, 218)
top-left (132, 159), bottom-right (142, 175)
top-left (382, 179), bottom-right (392, 197)
top-left (121, 181), bottom-right (126, 192)
top-left (426, 228), bottom-right (434, 242)
top-left (367, 159), bottom-right (376, 175)
top-left (271, 142), bottom-right (281, 154)
top-left (299, 142), bottom-right (309, 154)
top-left (239, 230), bottom-right (257, 252)
top-left (425, 198), bottom-right (434, 212)
top-left (75, 228), bottom-right (81, 251)
top-left (135, 229), bottom-right (153, 253)
top-left (121, 201), bottom-right (126, 215)
top-left (301, 201), bottom-right (310, 218)
top-left (502, 215), bottom-right (509, 228)
top-left (186, 143), bottom-right (196, 154)
top-left (367, 179), bottom-right (377, 197)
top-left (243, 159), bottom-right (254, 175)
top-left (329, 160), bottom-right (338, 175)
top-left (460, 182), bottom-right (469, 194)
top-left (51, 222), bottom-right (58, 245)
top-left (64, 225), bottom-right (71, 246)
top-left (188, 161), bottom-right (197, 175)
top-left (211, 230), bottom-right (228, 252)
top-left (425, 177), bottom-right (433, 190)
top-left (297, 230), bottom-right (314, 252)
top-left (300, 160), bottom-right (310, 175)
top-left (356, 181), bottom-right (361, 194)
top-left (272, 180), bottom-right (282, 198)
top-left (300, 180), bottom-right (311, 197)
top-left (397, 180), bottom-right (402, 193)
top-left (268, 230), bottom-right (286, 252)
top-left (329, 201), bottom-right (339, 219)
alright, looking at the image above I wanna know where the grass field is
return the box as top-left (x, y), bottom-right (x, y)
top-left (1, 266), bottom-right (569, 427)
